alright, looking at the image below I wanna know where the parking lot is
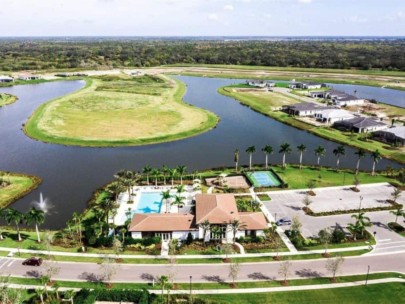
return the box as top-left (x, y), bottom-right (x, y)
top-left (262, 183), bottom-right (405, 254)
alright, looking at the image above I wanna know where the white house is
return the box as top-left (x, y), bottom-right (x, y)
top-left (128, 194), bottom-right (268, 242)
top-left (327, 90), bottom-right (364, 107)
top-left (314, 109), bottom-right (355, 124)
top-left (283, 102), bottom-right (332, 117)
top-left (18, 73), bottom-right (42, 81)
top-left (0, 75), bottom-right (14, 83)
top-left (302, 82), bottom-right (324, 90)
top-left (246, 80), bottom-right (275, 88)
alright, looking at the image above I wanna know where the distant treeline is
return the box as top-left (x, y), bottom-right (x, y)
top-left (0, 39), bottom-right (405, 71)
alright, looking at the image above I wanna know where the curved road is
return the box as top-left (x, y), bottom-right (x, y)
top-left (1, 251), bottom-right (404, 283)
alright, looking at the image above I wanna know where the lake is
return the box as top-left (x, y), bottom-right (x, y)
top-left (0, 76), bottom-right (403, 228)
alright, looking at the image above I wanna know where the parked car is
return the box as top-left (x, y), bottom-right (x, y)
top-left (276, 217), bottom-right (292, 226)
top-left (22, 257), bottom-right (43, 266)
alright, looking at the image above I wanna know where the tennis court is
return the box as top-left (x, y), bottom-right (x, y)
top-left (246, 171), bottom-right (282, 187)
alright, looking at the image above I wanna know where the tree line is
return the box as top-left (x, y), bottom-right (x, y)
top-left (0, 39), bottom-right (404, 71)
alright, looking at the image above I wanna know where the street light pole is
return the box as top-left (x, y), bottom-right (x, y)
top-left (189, 275), bottom-right (192, 303)
top-left (359, 196), bottom-right (363, 211)
top-left (365, 265), bottom-right (370, 286)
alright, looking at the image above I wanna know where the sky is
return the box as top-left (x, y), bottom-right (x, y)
top-left (0, 0), bottom-right (404, 36)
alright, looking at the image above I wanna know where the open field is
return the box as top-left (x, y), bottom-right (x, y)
top-left (0, 172), bottom-right (42, 208)
top-left (198, 282), bottom-right (405, 304)
top-left (0, 93), bottom-right (17, 107)
top-left (24, 74), bottom-right (219, 147)
top-left (218, 86), bottom-right (405, 164)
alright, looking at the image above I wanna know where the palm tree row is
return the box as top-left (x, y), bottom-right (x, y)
top-left (142, 165), bottom-right (188, 185)
top-left (161, 185), bottom-right (186, 213)
top-left (0, 207), bottom-right (45, 242)
top-left (239, 143), bottom-right (383, 173)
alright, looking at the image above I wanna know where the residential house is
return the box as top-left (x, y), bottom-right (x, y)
top-left (0, 75), bottom-right (14, 83)
top-left (289, 81), bottom-right (303, 89)
top-left (309, 91), bottom-right (329, 98)
top-left (314, 109), bottom-right (355, 124)
top-left (373, 126), bottom-right (405, 146)
top-left (18, 73), bottom-right (42, 81)
top-left (246, 80), bottom-right (275, 88)
top-left (302, 82), bottom-right (324, 90)
top-left (283, 102), bottom-right (331, 117)
top-left (326, 90), bottom-right (364, 107)
top-left (128, 194), bottom-right (268, 242)
top-left (334, 117), bottom-right (387, 133)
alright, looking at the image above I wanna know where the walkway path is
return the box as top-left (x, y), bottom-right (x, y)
top-left (161, 240), bottom-right (170, 257)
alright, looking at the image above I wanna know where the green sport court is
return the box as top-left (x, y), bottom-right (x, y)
top-left (246, 171), bottom-right (282, 187)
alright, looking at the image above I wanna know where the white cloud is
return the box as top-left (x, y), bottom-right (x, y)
top-left (224, 4), bottom-right (234, 11)
top-left (349, 15), bottom-right (368, 23)
top-left (207, 13), bottom-right (219, 20)
top-left (298, 0), bottom-right (312, 3)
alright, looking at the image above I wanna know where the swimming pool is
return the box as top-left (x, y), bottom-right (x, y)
top-left (134, 192), bottom-right (163, 214)
top-left (246, 171), bottom-right (282, 187)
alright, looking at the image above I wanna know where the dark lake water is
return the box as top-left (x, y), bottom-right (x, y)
top-left (0, 77), bottom-right (403, 229)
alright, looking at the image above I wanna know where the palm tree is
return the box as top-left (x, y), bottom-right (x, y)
top-left (354, 149), bottom-right (366, 174)
top-left (332, 145), bottom-right (345, 170)
top-left (151, 168), bottom-right (160, 186)
top-left (351, 212), bottom-right (371, 238)
top-left (176, 165), bottom-right (187, 185)
top-left (261, 145), bottom-right (273, 169)
top-left (390, 208), bottom-right (405, 224)
top-left (227, 219), bottom-right (247, 243)
top-left (158, 275), bottom-right (169, 303)
top-left (234, 149), bottom-right (239, 172)
top-left (93, 198), bottom-right (119, 228)
top-left (25, 207), bottom-right (45, 242)
top-left (72, 211), bottom-right (84, 243)
top-left (142, 165), bottom-right (152, 185)
top-left (347, 221), bottom-right (363, 241)
top-left (106, 182), bottom-right (125, 202)
top-left (3, 208), bottom-right (25, 241)
top-left (370, 150), bottom-right (382, 176)
top-left (198, 220), bottom-right (211, 243)
top-left (121, 178), bottom-right (135, 201)
top-left (161, 190), bottom-right (172, 213)
top-left (314, 145), bottom-right (326, 167)
top-left (161, 165), bottom-right (169, 185)
top-left (171, 195), bottom-right (185, 212)
top-left (297, 144), bottom-right (306, 169)
top-left (168, 168), bottom-right (177, 186)
top-left (210, 225), bottom-right (222, 244)
top-left (246, 146), bottom-right (256, 170)
top-left (391, 188), bottom-right (402, 204)
top-left (279, 143), bottom-right (292, 168)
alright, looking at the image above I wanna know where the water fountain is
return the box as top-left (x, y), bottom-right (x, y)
top-left (32, 192), bottom-right (54, 214)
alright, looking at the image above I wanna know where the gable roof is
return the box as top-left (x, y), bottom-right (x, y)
top-left (195, 194), bottom-right (239, 224)
top-left (239, 212), bottom-right (268, 230)
top-left (338, 117), bottom-right (386, 129)
top-left (128, 213), bottom-right (196, 232)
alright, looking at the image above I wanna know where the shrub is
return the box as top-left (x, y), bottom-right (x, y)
top-left (186, 232), bottom-right (194, 245)
top-left (331, 227), bottom-right (346, 244)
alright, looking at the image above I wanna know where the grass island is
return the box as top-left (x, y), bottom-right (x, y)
top-left (0, 171), bottom-right (42, 208)
top-left (24, 74), bottom-right (219, 147)
top-left (0, 93), bottom-right (18, 107)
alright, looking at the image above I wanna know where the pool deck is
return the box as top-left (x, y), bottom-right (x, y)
top-left (112, 185), bottom-right (201, 226)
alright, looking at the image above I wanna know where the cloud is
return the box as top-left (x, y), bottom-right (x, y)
top-left (224, 4), bottom-right (234, 11)
top-left (207, 13), bottom-right (219, 20)
top-left (349, 15), bottom-right (368, 23)
top-left (298, 0), bottom-right (313, 3)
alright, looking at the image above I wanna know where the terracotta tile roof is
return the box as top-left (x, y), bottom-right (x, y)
top-left (239, 212), bottom-right (268, 230)
top-left (128, 213), bottom-right (196, 232)
top-left (195, 194), bottom-right (239, 224)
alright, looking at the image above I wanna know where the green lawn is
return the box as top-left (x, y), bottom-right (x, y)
top-left (24, 74), bottom-right (219, 147)
top-left (0, 93), bottom-right (17, 106)
top-left (218, 86), bottom-right (405, 164)
top-left (0, 172), bottom-right (42, 208)
top-left (197, 282), bottom-right (405, 304)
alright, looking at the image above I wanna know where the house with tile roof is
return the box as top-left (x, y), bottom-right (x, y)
top-left (128, 193), bottom-right (268, 242)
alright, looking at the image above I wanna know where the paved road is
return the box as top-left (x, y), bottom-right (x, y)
top-left (0, 252), bottom-right (404, 283)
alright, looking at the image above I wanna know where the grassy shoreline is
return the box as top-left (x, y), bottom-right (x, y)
top-left (0, 93), bottom-right (18, 107)
top-left (24, 75), bottom-right (219, 147)
top-left (0, 171), bottom-right (42, 208)
top-left (218, 86), bottom-right (405, 164)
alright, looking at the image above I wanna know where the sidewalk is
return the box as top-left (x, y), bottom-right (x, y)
top-left (5, 278), bottom-right (404, 294)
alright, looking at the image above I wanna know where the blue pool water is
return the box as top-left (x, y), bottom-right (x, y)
top-left (135, 192), bottom-right (163, 214)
